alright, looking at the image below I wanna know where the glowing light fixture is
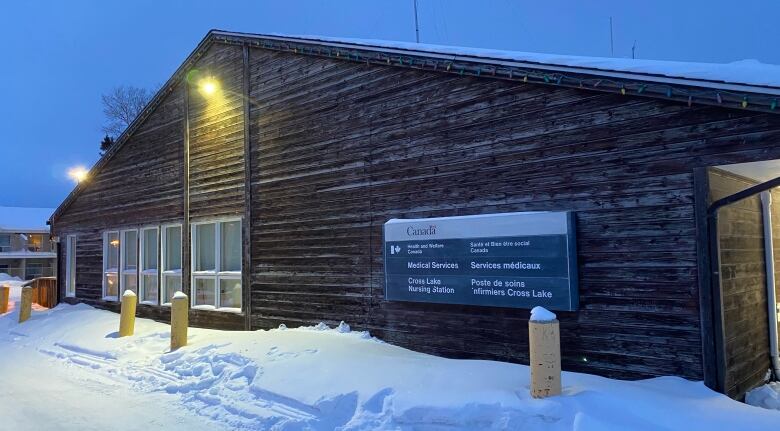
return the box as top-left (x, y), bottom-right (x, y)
top-left (67, 166), bottom-right (88, 184)
top-left (198, 77), bottom-right (219, 96)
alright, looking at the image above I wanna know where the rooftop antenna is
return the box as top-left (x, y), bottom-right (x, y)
top-left (609, 16), bottom-right (614, 56)
top-left (414, 0), bottom-right (420, 43)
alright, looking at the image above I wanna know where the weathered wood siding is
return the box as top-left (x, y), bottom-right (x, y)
top-left (185, 43), bottom-right (247, 329)
top-left (52, 84), bottom-right (240, 329)
top-left (53, 43), bottom-right (248, 330)
top-left (246, 45), bottom-right (780, 381)
top-left (709, 168), bottom-right (770, 398)
top-left (51, 38), bottom-right (780, 383)
top-left (54, 84), bottom-right (186, 303)
top-left (188, 44), bottom-right (246, 221)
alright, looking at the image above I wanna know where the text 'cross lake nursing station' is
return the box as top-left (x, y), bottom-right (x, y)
top-left (383, 211), bottom-right (578, 311)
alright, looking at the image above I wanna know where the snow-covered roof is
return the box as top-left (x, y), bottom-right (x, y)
top-left (50, 29), bottom-right (780, 226)
top-left (216, 31), bottom-right (780, 94)
top-left (0, 207), bottom-right (54, 232)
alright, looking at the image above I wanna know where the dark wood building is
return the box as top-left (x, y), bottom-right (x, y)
top-left (49, 30), bottom-right (780, 399)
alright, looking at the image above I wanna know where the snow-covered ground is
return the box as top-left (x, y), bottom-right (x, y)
top-left (747, 381), bottom-right (780, 411)
top-left (0, 272), bottom-right (22, 282)
top-left (0, 286), bottom-right (778, 430)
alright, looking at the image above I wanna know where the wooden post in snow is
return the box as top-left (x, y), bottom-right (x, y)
top-left (529, 307), bottom-right (562, 398)
top-left (0, 284), bottom-right (9, 313)
top-left (18, 286), bottom-right (32, 323)
top-left (170, 291), bottom-right (189, 350)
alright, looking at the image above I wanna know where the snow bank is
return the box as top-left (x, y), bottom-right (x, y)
top-left (530, 306), bottom-right (556, 321)
top-left (0, 273), bottom-right (22, 282)
top-left (747, 382), bottom-right (780, 410)
top-left (1, 303), bottom-right (779, 430)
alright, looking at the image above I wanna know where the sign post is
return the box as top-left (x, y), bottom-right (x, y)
top-left (383, 211), bottom-right (578, 311)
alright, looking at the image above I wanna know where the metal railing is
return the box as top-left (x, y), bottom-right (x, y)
top-left (0, 266), bottom-right (56, 280)
top-left (0, 245), bottom-right (51, 252)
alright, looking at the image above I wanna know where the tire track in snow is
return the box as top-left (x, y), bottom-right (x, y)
top-left (38, 333), bottom-right (356, 430)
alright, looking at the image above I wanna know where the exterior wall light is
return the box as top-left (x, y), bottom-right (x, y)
top-left (198, 77), bottom-right (219, 96)
top-left (68, 166), bottom-right (88, 184)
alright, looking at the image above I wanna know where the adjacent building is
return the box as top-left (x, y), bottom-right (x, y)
top-left (0, 206), bottom-right (56, 279)
top-left (48, 30), bottom-right (780, 399)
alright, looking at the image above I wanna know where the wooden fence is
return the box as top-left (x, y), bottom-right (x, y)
top-left (21, 277), bottom-right (57, 309)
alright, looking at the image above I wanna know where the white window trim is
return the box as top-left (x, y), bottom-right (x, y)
top-left (161, 223), bottom-right (183, 307)
top-left (191, 218), bottom-right (242, 313)
top-left (120, 229), bottom-right (139, 297)
top-left (102, 230), bottom-right (120, 301)
top-left (139, 226), bottom-right (160, 306)
top-left (65, 235), bottom-right (76, 297)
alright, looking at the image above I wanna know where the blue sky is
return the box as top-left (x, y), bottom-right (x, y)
top-left (0, 0), bottom-right (777, 208)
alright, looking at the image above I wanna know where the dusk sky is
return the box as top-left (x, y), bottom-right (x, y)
top-left (1, 0), bottom-right (777, 208)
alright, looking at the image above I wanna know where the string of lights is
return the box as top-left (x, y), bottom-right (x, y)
top-left (214, 35), bottom-right (779, 114)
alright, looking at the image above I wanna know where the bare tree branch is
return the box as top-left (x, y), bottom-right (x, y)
top-left (101, 85), bottom-right (155, 138)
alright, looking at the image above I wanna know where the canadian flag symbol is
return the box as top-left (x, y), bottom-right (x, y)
top-left (390, 245), bottom-right (401, 255)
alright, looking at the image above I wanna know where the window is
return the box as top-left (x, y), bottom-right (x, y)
top-left (0, 234), bottom-right (10, 252)
top-left (139, 227), bottom-right (159, 304)
top-left (26, 263), bottom-right (43, 278)
top-left (161, 224), bottom-right (182, 305)
top-left (103, 231), bottom-right (120, 300)
top-left (191, 219), bottom-right (242, 311)
top-left (120, 230), bottom-right (138, 295)
top-left (66, 235), bottom-right (76, 297)
top-left (27, 234), bottom-right (43, 252)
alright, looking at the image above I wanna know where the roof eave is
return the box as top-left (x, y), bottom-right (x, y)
top-left (212, 30), bottom-right (780, 97)
top-left (49, 29), bottom-right (780, 227)
top-left (48, 29), bottom-right (223, 227)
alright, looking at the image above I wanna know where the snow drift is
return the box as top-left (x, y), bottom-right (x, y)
top-left (0, 296), bottom-right (778, 430)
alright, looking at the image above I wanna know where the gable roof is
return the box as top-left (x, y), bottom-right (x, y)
top-left (225, 31), bottom-right (780, 93)
top-left (49, 29), bottom-right (780, 226)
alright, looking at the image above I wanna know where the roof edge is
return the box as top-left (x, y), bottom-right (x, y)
top-left (50, 29), bottom-right (780, 227)
top-left (212, 30), bottom-right (780, 96)
top-left (49, 29), bottom-right (223, 226)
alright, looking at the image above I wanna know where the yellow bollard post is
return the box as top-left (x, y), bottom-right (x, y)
top-left (529, 306), bottom-right (562, 398)
top-left (170, 291), bottom-right (189, 350)
top-left (0, 284), bottom-right (9, 313)
top-left (19, 286), bottom-right (33, 323)
top-left (119, 290), bottom-right (137, 337)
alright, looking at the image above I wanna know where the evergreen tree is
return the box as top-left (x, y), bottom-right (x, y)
top-left (100, 135), bottom-right (115, 155)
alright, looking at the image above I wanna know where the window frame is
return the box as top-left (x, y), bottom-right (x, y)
top-left (119, 229), bottom-right (139, 297)
top-left (190, 218), bottom-right (242, 313)
top-left (102, 230), bottom-right (120, 301)
top-left (26, 262), bottom-right (44, 278)
top-left (139, 226), bottom-right (160, 305)
top-left (161, 223), bottom-right (183, 307)
top-left (65, 235), bottom-right (76, 297)
top-left (0, 233), bottom-right (10, 252)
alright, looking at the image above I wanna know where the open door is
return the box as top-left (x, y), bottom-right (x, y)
top-left (697, 160), bottom-right (780, 399)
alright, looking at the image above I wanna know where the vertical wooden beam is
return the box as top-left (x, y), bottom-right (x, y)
top-left (56, 239), bottom-right (63, 303)
top-left (182, 80), bottom-right (191, 297)
top-left (242, 43), bottom-right (253, 331)
top-left (694, 167), bottom-right (718, 390)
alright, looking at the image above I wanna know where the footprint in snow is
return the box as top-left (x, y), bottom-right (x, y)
top-left (266, 346), bottom-right (318, 361)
